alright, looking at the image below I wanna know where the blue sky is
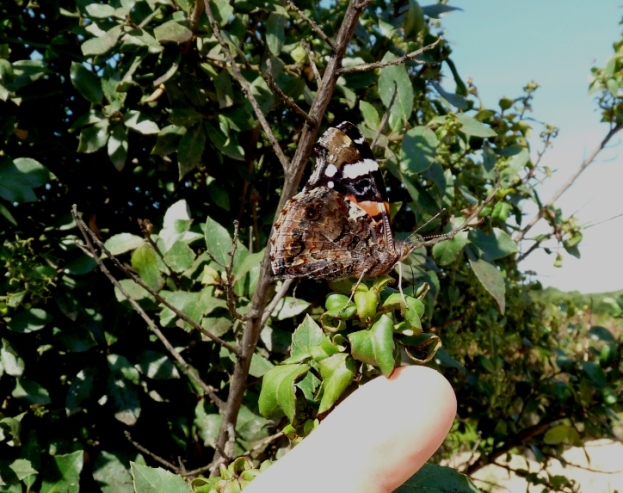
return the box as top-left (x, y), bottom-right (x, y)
top-left (439, 1), bottom-right (623, 293)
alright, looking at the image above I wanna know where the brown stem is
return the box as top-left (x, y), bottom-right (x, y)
top-left (286, 0), bottom-right (335, 50)
top-left (204, 0), bottom-right (291, 171)
top-left (265, 58), bottom-right (317, 126)
top-left (125, 431), bottom-right (180, 473)
top-left (301, 40), bottom-right (322, 87)
top-left (515, 123), bottom-right (623, 243)
top-left (210, 0), bottom-right (376, 470)
top-left (338, 37), bottom-right (442, 75)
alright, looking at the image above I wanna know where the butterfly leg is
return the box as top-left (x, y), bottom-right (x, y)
top-left (397, 262), bottom-right (406, 305)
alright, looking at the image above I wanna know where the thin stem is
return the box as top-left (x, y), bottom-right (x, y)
top-left (338, 37), bottom-right (442, 75)
top-left (302, 40), bottom-right (322, 87)
top-left (265, 58), bottom-right (316, 126)
top-left (204, 0), bottom-right (291, 171)
top-left (286, 0), bottom-right (335, 50)
top-left (72, 207), bottom-right (225, 409)
top-left (515, 123), bottom-right (623, 243)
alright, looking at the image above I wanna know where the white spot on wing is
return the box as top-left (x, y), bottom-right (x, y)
top-left (328, 153), bottom-right (335, 162)
top-left (354, 136), bottom-right (365, 144)
top-left (342, 158), bottom-right (379, 179)
top-left (325, 164), bottom-right (338, 177)
top-left (328, 181), bottom-right (335, 188)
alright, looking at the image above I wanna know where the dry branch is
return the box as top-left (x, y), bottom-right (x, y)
top-left (204, 0), bottom-right (290, 171)
top-left (286, 0), bottom-right (335, 50)
top-left (515, 123), bottom-right (623, 244)
top-left (72, 206), bottom-right (225, 409)
top-left (265, 58), bottom-right (316, 126)
top-left (338, 37), bottom-right (443, 75)
top-left (301, 40), bottom-right (322, 87)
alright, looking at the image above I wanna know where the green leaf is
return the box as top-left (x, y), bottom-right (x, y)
top-left (70, 62), bottom-right (103, 104)
top-left (136, 350), bottom-right (180, 380)
top-left (207, 182), bottom-right (230, 210)
top-left (234, 250), bottom-right (264, 279)
top-left (81, 25), bottom-right (123, 56)
top-left (249, 352), bottom-right (275, 378)
top-left (178, 123), bottom-right (206, 178)
top-left (40, 450), bottom-right (84, 493)
top-left (214, 69), bottom-right (234, 109)
top-left (1, 339), bottom-right (25, 376)
top-left (0, 157), bottom-right (50, 203)
top-left (85, 3), bottom-right (117, 17)
top-left (131, 463), bottom-right (192, 493)
top-left (154, 20), bottom-right (193, 44)
top-left (359, 100), bottom-right (380, 129)
top-left (274, 296), bottom-right (310, 320)
top-left (291, 315), bottom-right (324, 359)
top-left (259, 364), bottom-right (310, 421)
top-left (544, 425), bottom-right (580, 445)
top-left (12, 378), bottom-right (51, 405)
top-left (456, 114), bottom-right (496, 138)
top-left (163, 240), bottom-right (196, 273)
top-left (378, 53), bottom-right (414, 121)
top-left (151, 125), bottom-right (185, 156)
top-left (108, 122), bottom-right (128, 171)
top-left (107, 373), bottom-right (141, 425)
top-left (123, 110), bottom-right (159, 135)
top-left (582, 361), bottom-right (607, 387)
top-left (77, 119), bottom-right (110, 153)
top-left (421, 5), bottom-right (463, 19)
top-left (7, 308), bottom-right (53, 333)
top-left (401, 126), bottom-right (438, 173)
top-left (466, 246), bottom-right (505, 314)
top-left (318, 354), bottom-right (356, 413)
top-left (103, 233), bottom-right (144, 255)
top-left (468, 229), bottom-right (518, 260)
top-left (9, 458), bottom-right (37, 481)
top-left (432, 231), bottom-right (468, 266)
top-left (0, 416), bottom-right (21, 445)
top-left (204, 216), bottom-right (232, 266)
top-left (266, 12), bottom-right (286, 54)
top-left (403, 0), bottom-right (425, 37)
top-left (131, 244), bottom-right (164, 292)
top-left (194, 401), bottom-right (221, 449)
top-left (348, 314), bottom-right (395, 377)
top-left (395, 463), bottom-right (481, 492)
top-left (66, 366), bottom-right (98, 416)
top-left (93, 451), bottom-right (134, 493)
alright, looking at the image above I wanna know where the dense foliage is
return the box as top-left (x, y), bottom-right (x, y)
top-left (1, 0), bottom-right (622, 491)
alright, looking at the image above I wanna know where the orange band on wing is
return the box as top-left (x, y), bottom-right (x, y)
top-left (345, 196), bottom-right (389, 222)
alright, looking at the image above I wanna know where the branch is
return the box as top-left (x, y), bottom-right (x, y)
top-left (301, 40), bottom-right (322, 87)
top-left (204, 0), bottom-right (290, 171)
top-left (515, 123), bottom-right (623, 243)
top-left (72, 207), bottom-right (225, 409)
top-left (125, 431), bottom-right (180, 473)
top-left (338, 37), bottom-right (442, 75)
top-left (265, 58), bottom-right (316, 126)
top-left (74, 211), bottom-right (238, 355)
top-left (286, 0), bottom-right (335, 50)
top-left (223, 220), bottom-right (248, 322)
top-left (260, 279), bottom-right (294, 327)
top-left (210, 0), bottom-right (376, 470)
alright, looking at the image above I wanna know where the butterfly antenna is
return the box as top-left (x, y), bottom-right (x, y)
top-left (404, 208), bottom-right (448, 243)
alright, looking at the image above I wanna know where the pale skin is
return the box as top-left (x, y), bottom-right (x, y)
top-left (245, 366), bottom-right (457, 493)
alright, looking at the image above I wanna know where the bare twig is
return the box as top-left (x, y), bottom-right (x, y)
top-left (125, 431), bottom-right (180, 473)
top-left (242, 432), bottom-right (285, 457)
top-left (223, 220), bottom-right (249, 322)
top-left (338, 37), bottom-right (443, 75)
top-left (204, 0), bottom-right (290, 171)
top-left (515, 123), bottom-right (623, 243)
top-left (371, 81), bottom-right (397, 149)
top-left (260, 279), bottom-right (294, 327)
top-left (301, 40), bottom-right (322, 87)
top-left (286, 0), bottom-right (335, 50)
top-left (265, 58), bottom-right (316, 126)
top-left (72, 207), bottom-right (226, 408)
top-left (75, 213), bottom-right (238, 354)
